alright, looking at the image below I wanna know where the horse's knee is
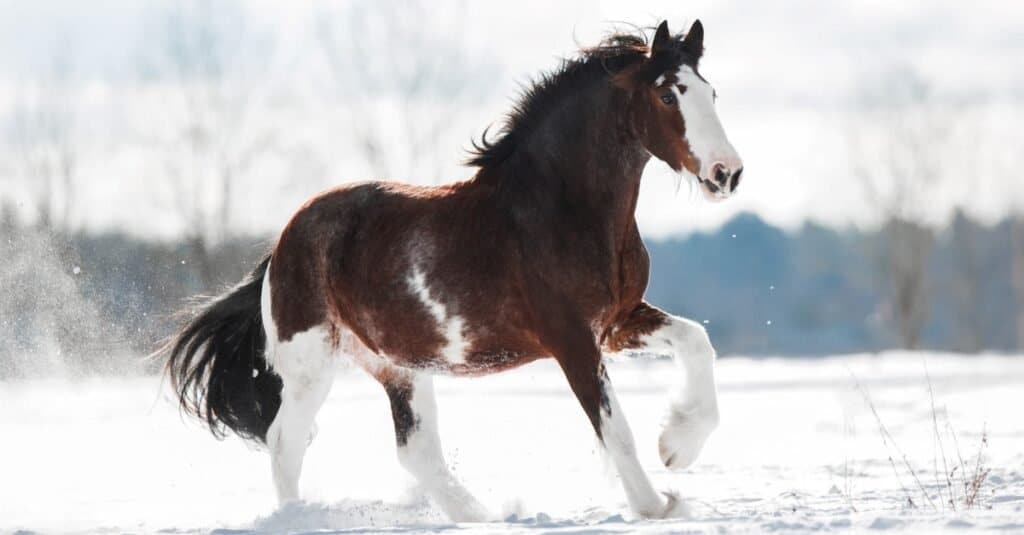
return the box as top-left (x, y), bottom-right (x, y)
top-left (264, 335), bottom-right (335, 463)
top-left (597, 378), bottom-right (639, 457)
top-left (663, 317), bottom-right (716, 363)
top-left (380, 374), bottom-right (448, 478)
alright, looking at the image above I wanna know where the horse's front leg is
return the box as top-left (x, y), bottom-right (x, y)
top-left (372, 367), bottom-right (491, 522)
top-left (604, 302), bottom-right (720, 471)
top-left (548, 330), bottom-right (684, 519)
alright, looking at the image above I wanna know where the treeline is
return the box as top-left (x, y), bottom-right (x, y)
top-left (647, 212), bottom-right (1024, 355)
top-left (1, 211), bottom-right (1022, 378)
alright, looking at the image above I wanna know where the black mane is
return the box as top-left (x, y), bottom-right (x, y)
top-left (466, 26), bottom-right (698, 169)
top-left (466, 31), bottom-right (650, 168)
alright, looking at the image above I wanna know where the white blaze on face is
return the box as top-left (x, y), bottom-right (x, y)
top-left (407, 266), bottom-right (469, 365)
top-left (670, 65), bottom-right (742, 194)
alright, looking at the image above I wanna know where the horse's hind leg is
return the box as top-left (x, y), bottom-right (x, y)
top-left (366, 363), bottom-right (489, 521)
top-left (264, 325), bottom-right (336, 504)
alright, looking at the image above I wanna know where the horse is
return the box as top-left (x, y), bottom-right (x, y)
top-left (165, 19), bottom-right (743, 521)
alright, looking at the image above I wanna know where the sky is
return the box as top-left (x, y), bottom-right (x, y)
top-left (0, 0), bottom-right (1022, 240)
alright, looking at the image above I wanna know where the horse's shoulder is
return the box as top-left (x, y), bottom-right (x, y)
top-left (617, 223), bottom-right (651, 307)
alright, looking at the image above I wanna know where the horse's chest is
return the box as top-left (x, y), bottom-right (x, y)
top-left (547, 232), bottom-right (650, 316)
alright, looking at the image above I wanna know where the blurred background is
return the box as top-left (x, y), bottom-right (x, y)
top-left (1, 0), bottom-right (1022, 377)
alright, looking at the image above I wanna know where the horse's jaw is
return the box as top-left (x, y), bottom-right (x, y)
top-left (674, 169), bottom-right (733, 203)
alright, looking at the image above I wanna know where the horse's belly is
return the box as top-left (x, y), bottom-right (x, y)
top-left (364, 313), bottom-right (548, 375)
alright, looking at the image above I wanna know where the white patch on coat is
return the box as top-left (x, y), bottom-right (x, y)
top-left (672, 65), bottom-right (742, 185)
top-left (260, 262), bottom-right (278, 358)
top-left (407, 266), bottom-right (469, 365)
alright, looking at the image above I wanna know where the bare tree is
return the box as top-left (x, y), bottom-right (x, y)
top-left (6, 50), bottom-right (79, 235)
top-left (948, 212), bottom-right (984, 352)
top-left (316, 0), bottom-right (497, 184)
top-left (148, 0), bottom-right (275, 288)
top-left (849, 67), bottom-right (953, 349)
top-left (998, 111), bottom-right (1024, 351)
top-left (1012, 218), bottom-right (1024, 350)
top-left (958, 98), bottom-right (1024, 352)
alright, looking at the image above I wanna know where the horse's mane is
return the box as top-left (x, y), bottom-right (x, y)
top-left (466, 29), bottom-right (655, 169)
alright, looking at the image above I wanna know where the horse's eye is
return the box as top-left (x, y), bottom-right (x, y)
top-left (660, 93), bottom-right (676, 105)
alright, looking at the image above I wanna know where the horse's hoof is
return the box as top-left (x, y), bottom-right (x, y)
top-left (636, 491), bottom-right (690, 519)
top-left (658, 404), bottom-right (718, 471)
top-left (658, 428), bottom-right (702, 471)
top-left (447, 507), bottom-right (492, 523)
top-left (658, 490), bottom-right (691, 519)
top-left (440, 497), bottom-right (493, 523)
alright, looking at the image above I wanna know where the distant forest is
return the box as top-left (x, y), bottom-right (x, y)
top-left (1, 211), bottom-right (1021, 377)
top-left (646, 213), bottom-right (1020, 355)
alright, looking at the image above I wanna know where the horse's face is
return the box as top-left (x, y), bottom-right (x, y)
top-left (624, 20), bottom-right (743, 201)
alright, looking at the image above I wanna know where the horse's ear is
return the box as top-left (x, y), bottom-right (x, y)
top-left (651, 20), bottom-right (672, 55)
top-left (681, 19), bottom-right (704, 59)
top-left (615, 20), bottom-right (673, 90)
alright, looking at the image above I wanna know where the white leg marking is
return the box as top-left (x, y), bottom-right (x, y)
top-left (406, 266), bottom-right (468, 364)
top-left (397, 373), bottom-right (490, 522)
top-left (262, 265), bottom-right (337, 503)
top-left (266, 356), bottom-right (334, 504)
top-left (597, 373), bottom-right (682, 518)
top-left (638, 317), bottom-right (720, 471)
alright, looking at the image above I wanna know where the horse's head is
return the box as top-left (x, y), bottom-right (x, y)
top-left (616, 20), bottom-right (743, 201)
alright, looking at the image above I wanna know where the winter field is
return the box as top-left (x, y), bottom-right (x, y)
top-left (2, 352), bottom-right (1022, 534)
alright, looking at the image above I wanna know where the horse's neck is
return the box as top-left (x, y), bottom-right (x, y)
top-left (498, 84), bottom-right (651, 237)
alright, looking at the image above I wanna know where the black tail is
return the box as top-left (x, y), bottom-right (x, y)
top-left (164, 254), bottom-right (282, 443)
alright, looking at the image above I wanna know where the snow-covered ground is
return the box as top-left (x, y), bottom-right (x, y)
top-left (2, 352), bottom-right (1023, 534)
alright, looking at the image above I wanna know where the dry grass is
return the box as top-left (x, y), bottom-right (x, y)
top-left (847, 363), bottom-right (991, 512)
top-left (963, 427), bottom-right (991, 510)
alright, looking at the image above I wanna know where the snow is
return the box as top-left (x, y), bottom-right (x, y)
top-left (2, 352), bottom-right (1023, 534)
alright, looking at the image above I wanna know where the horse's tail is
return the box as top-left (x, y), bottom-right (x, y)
top-left (164, 253), bottom-right (282, 444)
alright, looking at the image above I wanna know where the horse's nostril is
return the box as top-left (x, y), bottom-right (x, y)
top-left (730, 167), bottom-right (743, 190)
top-left (714, 165), bottom-right (728, 185)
